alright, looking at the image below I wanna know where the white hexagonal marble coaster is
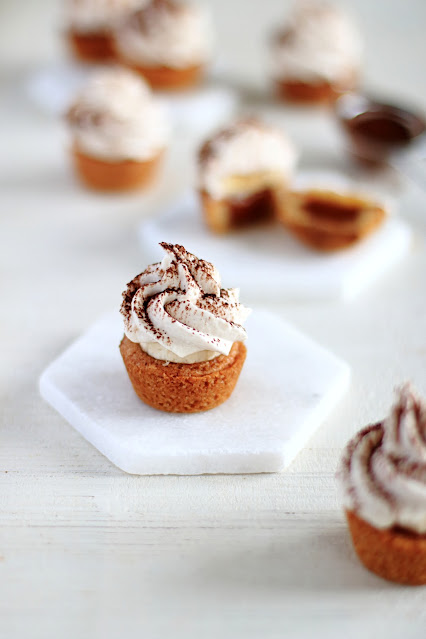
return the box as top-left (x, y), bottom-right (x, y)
top-left (39, 310), bottom-right (350, 475)
top-left (138, 191), bottom-right (412, 302)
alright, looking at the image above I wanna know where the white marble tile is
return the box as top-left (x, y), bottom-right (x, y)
top-left (39, 310), bottom-right (350, 475)
top-left (139, 191), bottom-right (412, 302)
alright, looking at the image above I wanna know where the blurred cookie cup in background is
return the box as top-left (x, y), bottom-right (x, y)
top-left (113, 0), bottom-right (213, 90)
top-left (276, 171), bottom-right (388, 251)
top-left (66, 67), bottom-right (169, 191)
top-left (65, 0), bottom-right (141, 63)
top-left (197, 118), bottom-right (297, 234)
top-left (270, 1), bottom-right (362, 104)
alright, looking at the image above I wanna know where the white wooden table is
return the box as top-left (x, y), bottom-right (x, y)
top-left (1, 1), bottom-right (426, 636)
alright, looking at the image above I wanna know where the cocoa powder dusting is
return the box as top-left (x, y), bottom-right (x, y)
top-left (121, 242), bottom-right (246, 347)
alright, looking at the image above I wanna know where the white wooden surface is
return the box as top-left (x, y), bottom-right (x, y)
top-left (2, 1), bottom-right (426, 637)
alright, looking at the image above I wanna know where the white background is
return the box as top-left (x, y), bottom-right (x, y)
top-left (1, 1), bottom-right (426, 637)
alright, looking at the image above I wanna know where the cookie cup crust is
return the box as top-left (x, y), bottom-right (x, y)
top-left (71, 146), bottom-right (164, 192)
top-left (119, 335), bottom-right (247, 413)
top-left (282, 224), bottom-right (361, 251)
top-left (68, 30), bottom-right (116, 63)
top-left (346, 509), bottom-right (426, 585)
top-left (199, 189), bottom-right (236, 234)
top-left (276, 190), bottom-right (386, 252)
top-left (275, 73), bottom-right (357, 104)
top-left (115, 57), bottom-right (204, 90)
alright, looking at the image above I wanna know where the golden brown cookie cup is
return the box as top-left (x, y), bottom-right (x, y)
top-left (68, 30), bottom-right (117, 63)
top-left (116, 56), bottom-right (204, 90)
top-left (277, 189), bottom-right (386, 252)
top-left (346, 510), bottom-right (426, 585)
top-left (275, 73), bottom-right (357, 105)
top-left (119, 335), bottom-right (247, 413)
top-left (71, 146), bottom-right (164, 192)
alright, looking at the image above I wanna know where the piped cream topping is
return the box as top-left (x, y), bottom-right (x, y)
top-left (121, 243), bottom-right (251, 363)
top-left (114, 0), bottom-right (212, 69)
top-left (271, 1), bottom-right (362, 84)
top-left (66, 67), bottom-right (169, 161)
top-left (65, 0), bottom-right (142, 33)
top-left (198, 119), bottom-right (297, 200)
top-left (338, 384), bottom-right (426, 534)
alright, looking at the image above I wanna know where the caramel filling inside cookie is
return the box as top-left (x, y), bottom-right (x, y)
top-left (229, 188), bottom-right (276, 228)
top-left (276, 188), bottom-right (387, 251)
top-left (303, 197), bottom-right (362, 222)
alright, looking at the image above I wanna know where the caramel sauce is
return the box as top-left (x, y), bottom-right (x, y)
top-left (348, 111), bottom-right (415, 146)
top-left (229, 189), bottom-right (275, 228)
top-left (303, 197), bottom-right (361, 222)
top-left (336, 94), bottom-right (426, 164)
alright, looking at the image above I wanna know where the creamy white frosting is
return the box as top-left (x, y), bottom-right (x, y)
top-left (114, 0), bottom-right (212, 69)
top-left (198, 119), bottom-right (297, 200)
top-left (271, 1), bottom-right (362, 84)
top-left (65, 0), bottom-right (143, 33)
top-left (338, 384), bottom-right (426, 534)
top-left (121, 243), bottom-right (251, 363)
top-left (67, 67), bottom-right (169, 161)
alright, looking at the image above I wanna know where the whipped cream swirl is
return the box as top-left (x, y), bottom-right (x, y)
top-left (121, 243), bottom-right (251, 363)
top-left (198, 119), bottom-right (297, 200)
top-left (67, 67), bottom-right (169, 162)
top-left (114, 0), bottom-right (212, 69)
top-left (271, 1), bottom-right (362, 84)
top-left (338, 384), bottom-right (426, 534)
top-left (65, 0), bottom-right (142, 33)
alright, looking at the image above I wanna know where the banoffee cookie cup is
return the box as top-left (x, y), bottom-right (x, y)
top-left (270, 1), bottom-right (361, 105)
top-left (277, 186), bottom-right (387, 251)
top-left (197, 118), bottom-right (297, 234)
top-left (66, 67), bottom-right (169, 191)
top-left (120, 242), bottom-right (251, 413)
top-left (113, 0), bottom-right (212, 90)
top-left (337, 384), bottom-right (426, 585)
top-left (65, 0), bottom-right (140, 63)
